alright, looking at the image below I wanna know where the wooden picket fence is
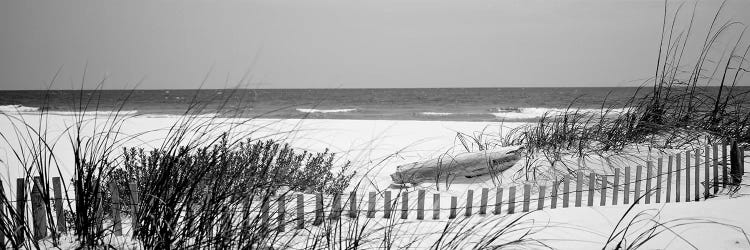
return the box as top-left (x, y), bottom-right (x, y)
top-left (0, 141), bottom-right (746, 246)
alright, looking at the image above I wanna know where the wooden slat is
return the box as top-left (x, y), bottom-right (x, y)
top-left (278, 194), bottom-right (286, 232)
top-left (313, 193), bottom-right (323, 225)
top-left (465, 190), bottom-right (474, 217)
top-left (676, 153), bottom-right (682, 202)
top-left (694, 149), bottom-right (700, 201)
top-left (384, 191), bottom-right (392, 219)
top-left (666, 155), bottom-right (673, 203)
top-left (613, 168), bottom-right (619, 205)
top-left (450, 196), bottom-right (457, 219)
top-left (587, 173), bottom-right (595, 207)
top-left (522, 184), bottom-right (531, 212)
top-left (646, 162), bottom-right (653, 204)
top-left (634, 165), bottom-right (642, 204)
top-left (600, 174), bottom-right (607, 206)
top-left (704, 146), bottom-right (710, 199)
top-left (109, 182), bottom-right (122, 236)
top-left (349, 191), bottom-right (357, 218)
top-left (15, 178), bottom-right (25, 246)
top-left (261, 196), bottom-right (270, 227)
top-left (433, 194), bottom-right (440, 220)
top-left (508, 186), bottom-right (516, 214)
top-left (494, 187), bottom-right (503, 215)
top-left (479, 188), bottom-right (489, 215)
top-left (624, 167), bottom-right (631, 204)
top-left (563, 176), bottom-right (570, 208)
top-left (575, 172), bottom-right (583, 207)
top-left (713, 144), bottom-right (719, 194)
top-left (417, 190), bottom-right (425, 220)
top-left (296, 194), bottom-right (304, 229)
top-left (551, 179), bottom-right (558, 209)
top-left (31, 177), bottom-right (47, 241)
top-left (537, 185), bottom-right (546, 210)
top-left (368, 192), bottom-right (376, 218)
top-left (0, 180), bottom-right (5, 247)
top-left (656, 159), bottom-right (663, 203)
top-left (52, 177), bottom-right (66, 234)
top-left (128, 182), bottom-right (140, 235)
top-left (685, 150), bottom-right (691, 202)
top-left (723, 141), bottom-right (728, 187)
top-left (401, 191), bottom-right (409, 219)
top-left (330, 193), bottom-right (341, 220)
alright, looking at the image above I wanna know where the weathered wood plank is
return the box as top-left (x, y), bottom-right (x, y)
top-left (635, 165), bottom-right (642, 204)
top-left (31, 177), bottom-right (47, 241)
top-left (523, 184), bottom-right (531, 212)
top-left (296, 194), bottom-right (304, 229)
top-left (52, 177), bottom-right (66, 234)
top-left (575, 172), bottom-right (583, 207)
top-left (349, 191), bottom-right (357, 218)
top-left (368, 192), bottom-right (377, 218)
top-left (563, 176), bottom-right (570, 208)
top-left (313, 193), bottom-right (323, 225)
top-left (624, 167), bottom-right (631, 204)
top-left (450, 196), bottom-right (458, 219)
top-left (480, 188), bottom-right (489, 215)
top-left (401, 191), bottom-right (409, 219)
top-left (384, 191), bottom-right (392, 219)
top-left (667, 156), bottom-right (673, 203)
top-left (685, 150), bottom-right (691, 202)
top-left (433, 194), bottom-right (440, 220)
top-left (613, 168), bottom-right (619, 205)
top-left (587, 173), bottom-right (595, 207)
top-left (494, 188), bottom-right (503, 215)
top-left (109, 182), bottom-right (122, 236)
top-left (656, 159), bottom-right (663, 203)
top-left (508, 186), bottom-right (516, 214)
top-left (537, 185), bottom-right (546, 210)
top-left (465, 190), bottom-right (474, 217)
top-left (417, 190), bottom-right (425, 220)
top-left (551, 179), bottom-right (558, 209)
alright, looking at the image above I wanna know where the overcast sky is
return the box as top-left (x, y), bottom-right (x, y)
top-left (1, 0), bottom-right (749, 90)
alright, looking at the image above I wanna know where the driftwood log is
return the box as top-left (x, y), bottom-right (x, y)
top-left (390, 146), bottom-right (523, 185)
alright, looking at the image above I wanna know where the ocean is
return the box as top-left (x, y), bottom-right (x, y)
top-left (0, 87), bottom-right (680, 122)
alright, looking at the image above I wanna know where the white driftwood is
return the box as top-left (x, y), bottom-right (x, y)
top-left (390, 146), bottom-right (523, 184)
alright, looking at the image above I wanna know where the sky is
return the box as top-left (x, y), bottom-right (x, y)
top-left (1, 0), bottom-right (749, 90)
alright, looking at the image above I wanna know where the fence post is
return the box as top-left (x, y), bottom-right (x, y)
top-left (563, 176), bottom-right (570, 208)
top-left (522, 184), bottom-right (531, 212)
top-left (537, 185), bottom-right (546, 210)
top-left (296, 194), bottom-right (304, 229)
top-left (656, 159), bottom-right (663, 203)
top-left (433, 194), bottom-right (440, 220)
top-left (731, 140), bottom-right (741, 185)
top-left (15, 178), bottom-right (25, 246)
top-left (575, 172), bottom-right (583, 207)
top-left (686, 150), bottom-right (691, 202)
top-left (465, 190), bottom-right (473, 216)
top-left (508, 186), bottom-right (516, 214)
top-left (551, 179), bottom-right (558, 209)
top-left (634, 166), bottom-right (642, 204)
top-left (694, 149), bottom-right (700, 201)
top-left (587, 173), bottom-right (595, 207)
top-left (96, 190), bottom-right (104, 234)
top-left (401, 191), bottom-right (408, 219)
top-left (330, 193), bottom-right (341, 220)
top-left (723, 141), bottom-right (728, 187)
top-left (109, 182), bottom-right (122, 236)
top-left (676, 153), bottom-right (682, 202)
top-left (417, 190), bottom-right (425, 220)
top-left (349, 191), bottom-right (357, 218)
top-left (313, 193), bottom-right (323, 225)
top-left (384, 191), bottom-right (392, 219)
top-left (600, 174), bottom-right (607, 206)
top-left (31, 177), bottom-right (47, 241)
top-left (704, 146), bottom-right (710, 199)
top-left (278, 194), bottom-right (286, 232)
top-left (613, 168), bottom-right (619, 205)
top-left (494, 187), bottom-right (503, 214)
top-left (624, 167), bottom-right (631, 204)
top-left (128, 182), bottom-right (140, 235)
top-left (713, 144), bottom-right (719, 194)
top-left (666, 156), bottom-right (673, 203)
top-left (368, 192), bottom-right (376, 218)
top-left (480, 188), bottom-right (488, 215)
top-left (52, 177), bottom-right (66, 234)
top-left (450, 196), bottom-right (457, 219)
top-left (0, 180), bottom-right (5, 247)
top-left (646, 162), bottom-right (653, 204)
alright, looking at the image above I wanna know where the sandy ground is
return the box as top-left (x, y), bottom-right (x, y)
top-left (2, 113), bottom-right (749, 249)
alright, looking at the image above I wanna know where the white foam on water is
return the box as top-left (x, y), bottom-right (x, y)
top-left (297, 108), bottom-right (357, 113)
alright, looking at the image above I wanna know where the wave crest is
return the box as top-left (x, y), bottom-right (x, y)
top-left (297, 108), bottom-right (357, 113)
